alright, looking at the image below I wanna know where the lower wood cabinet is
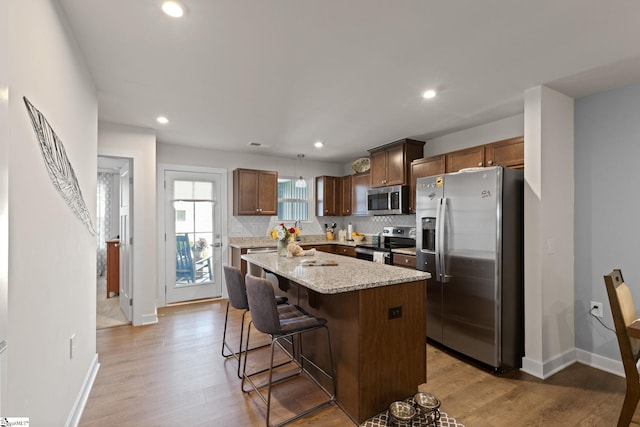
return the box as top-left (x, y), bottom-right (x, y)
top-left (392, 253), bottom-right (416, 269)
top-left (304, 244), bottom-right (334, 254)
top-left (335, 245), bottom-right (356, 257)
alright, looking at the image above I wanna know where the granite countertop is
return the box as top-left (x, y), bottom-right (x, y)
top-left (230, 235), bottom-right (361, 249)
top-left (241, 251), bottom-right (430, 294)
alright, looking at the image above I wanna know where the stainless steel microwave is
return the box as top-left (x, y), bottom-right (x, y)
top-left (367, 185), bottom-right (409, 215)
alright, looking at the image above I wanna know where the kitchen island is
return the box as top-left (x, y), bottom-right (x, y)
top-left (241, 251), bottom-right (430, 424)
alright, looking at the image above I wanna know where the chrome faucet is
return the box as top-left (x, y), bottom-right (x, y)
top-left (294, 220), bottom-right (302, 240)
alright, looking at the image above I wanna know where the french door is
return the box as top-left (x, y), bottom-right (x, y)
top-left (164, 170), bottom-right (224, 303)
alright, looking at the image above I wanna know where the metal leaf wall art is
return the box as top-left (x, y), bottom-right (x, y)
top-left (23, 96), bottom-right (97, 236)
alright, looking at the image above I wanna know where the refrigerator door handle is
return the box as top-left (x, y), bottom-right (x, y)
top-left (434, 199), bottom-right (442, 281)
top-left (440, 197), bottom-right (449, 283)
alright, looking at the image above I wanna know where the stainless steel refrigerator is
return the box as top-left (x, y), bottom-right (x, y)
top-left (416, 166), bottom-right (523, 370)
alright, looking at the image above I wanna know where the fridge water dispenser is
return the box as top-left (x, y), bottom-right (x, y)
top-left (421, 217), bottom-right (436, 252)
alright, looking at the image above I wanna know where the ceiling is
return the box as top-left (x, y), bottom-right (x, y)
top-left (58, 0), bottom-right (640, 163)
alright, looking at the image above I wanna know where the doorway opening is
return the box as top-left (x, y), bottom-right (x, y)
top-left (96, 156), bottom-right (131, 329)
top-left (160, 166), bottom-right (227, 305)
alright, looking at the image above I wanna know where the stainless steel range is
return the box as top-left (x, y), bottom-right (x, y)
top-left (355, 226), bottom-right (416, 264)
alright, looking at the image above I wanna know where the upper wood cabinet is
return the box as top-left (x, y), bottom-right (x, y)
top-left (351, 172), bottom-right (370, 216)
top-left (485, 136), bottom-right (524, 169)
top-left (446, 145), bottom-right (486, 172)
top-left (445, 136), bottom-right (524, 173)
top-left (340, 175), bottom-right (352, 216)
top-left (316, 176), bottom-right (342, 216)
top-left (409, 155), bottom-right (445, 213)
top-left (233, 168), bottom-right (278, 216)
top-left (369, 139), bottom-right (425, 187)
top-left (408, 136), bottom-right (524, 212)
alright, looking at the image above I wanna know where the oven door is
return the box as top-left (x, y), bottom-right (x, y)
top-left (355, 246), bottom-right (391, 264)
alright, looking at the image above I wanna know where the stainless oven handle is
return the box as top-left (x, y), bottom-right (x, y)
top-left (355, 247), bottom-right (390, 258)
top-left (355, 247), bottom-right (376, 255)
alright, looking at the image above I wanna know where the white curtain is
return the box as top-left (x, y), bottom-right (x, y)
top-left (96, 172), bottom-right (113, 276)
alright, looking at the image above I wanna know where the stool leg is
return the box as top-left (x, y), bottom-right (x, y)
top-left (221, 301), bottom-right (231, 357)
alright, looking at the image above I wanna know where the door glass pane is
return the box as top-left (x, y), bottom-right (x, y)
top-left (173, 180), bottom-right (215, 286)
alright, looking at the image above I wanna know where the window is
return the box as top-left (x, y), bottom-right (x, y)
top-left (277, 177), bottom-right (309, 221)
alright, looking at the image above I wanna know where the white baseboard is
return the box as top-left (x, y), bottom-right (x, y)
top-left (575, 348), bottom-right (624, 377)
top-left (65, 353), bottom-right (100, 427)
top-left (520, 348), bottom-right (577, 379)
top-left (141, 312), bottom-right (158, 325)
top-left (522, 348), bottom-right (625, 379)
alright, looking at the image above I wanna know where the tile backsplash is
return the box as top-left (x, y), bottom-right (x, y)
top-left (227, 214), bottom-right (417, 239)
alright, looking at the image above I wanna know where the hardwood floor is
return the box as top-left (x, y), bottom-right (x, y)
top-left (80, 299), bottom-right (638, 426)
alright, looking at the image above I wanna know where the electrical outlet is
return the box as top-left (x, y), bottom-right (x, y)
top-left (70, 334), bottom-right (76, 359)
top-left (388, 306), bottom-right (402, 319)
top-left (591, 301), bottom-right (603, 318)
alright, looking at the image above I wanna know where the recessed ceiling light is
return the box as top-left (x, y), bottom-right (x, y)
top-left (156, 116), bottom-right (169, 124)
top-left (314, 141), bottom-right (324, 148)
top-left (422, 89), bottom-right (437, 99)
top-left (161, 1), bottom-right (185, 18)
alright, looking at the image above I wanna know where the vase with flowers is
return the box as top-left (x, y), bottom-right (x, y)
top-left (192, 237), bottom-right (208, 260)
top-left (270, 224), bottom-right (300, 256)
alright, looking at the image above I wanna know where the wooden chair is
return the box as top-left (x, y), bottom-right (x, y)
top-left (604, 269), bottom-right (640, 426)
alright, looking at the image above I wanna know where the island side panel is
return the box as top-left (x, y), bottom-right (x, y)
top-left (296, 285), bottom-right (361, 423)
top-left (358, 279), bottom-right (426, 422)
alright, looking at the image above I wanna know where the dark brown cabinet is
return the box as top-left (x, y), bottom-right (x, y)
top-left (408, 136), bottom-right (524, 213)
top-left (315, 176), bottom-right (342, 216)
top-left (485, 136), bottom-right (524, 169)
top-left (340, 175), bottom-right (352, 216)
top-left (369, 139), bottom-right (425, 188)
top-left (335, 245), bottom-right (356, 257)
top-left (392, 253), bottom-right (416, 269)
top-left (351, 172), bottom-right (370, 216)
top-left (445, 145), bottom-right (486, 172)
top-left (233, 168), bottom-right (278, 216)
top-left (444, 136), bottom-right (524, 173)
top-left (409, 155), bottom-right (445, 213)
top-left (303, 244), bottom-right (335, 254)
top-left (315, 173), bottom-right (370, 217)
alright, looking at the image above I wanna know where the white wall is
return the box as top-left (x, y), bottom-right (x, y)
top-left (0, 0), bottom-right (8, 415)
top-left (157, 143), bottom-right (348, 237)
top-left (7, 0), bottom-right (98, 424)
top-left (574, 82), bottom-right (640, 369)
top-left (522, 86), bottom-right (575, 379)
top-left (424, 114), bottom-right (524, 156)
top-left (98, 122), bottom-right (158, 326)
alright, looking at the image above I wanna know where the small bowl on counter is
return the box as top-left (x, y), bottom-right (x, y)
top-left (351, 234), bottom-right (365, 243)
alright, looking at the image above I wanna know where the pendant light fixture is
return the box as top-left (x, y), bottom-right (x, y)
top-left (295, 154), bottom-right (307, 188)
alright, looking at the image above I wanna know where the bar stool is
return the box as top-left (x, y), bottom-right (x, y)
top-left (242, 274), bottom-right (336, 427)
top-left (221, 265), bottom-right (288, 378)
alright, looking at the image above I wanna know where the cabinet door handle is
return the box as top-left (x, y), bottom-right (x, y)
top-left (478, 162), bottom-right (483, 166)
top-left (488, 160), bottom-right (493, 165)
